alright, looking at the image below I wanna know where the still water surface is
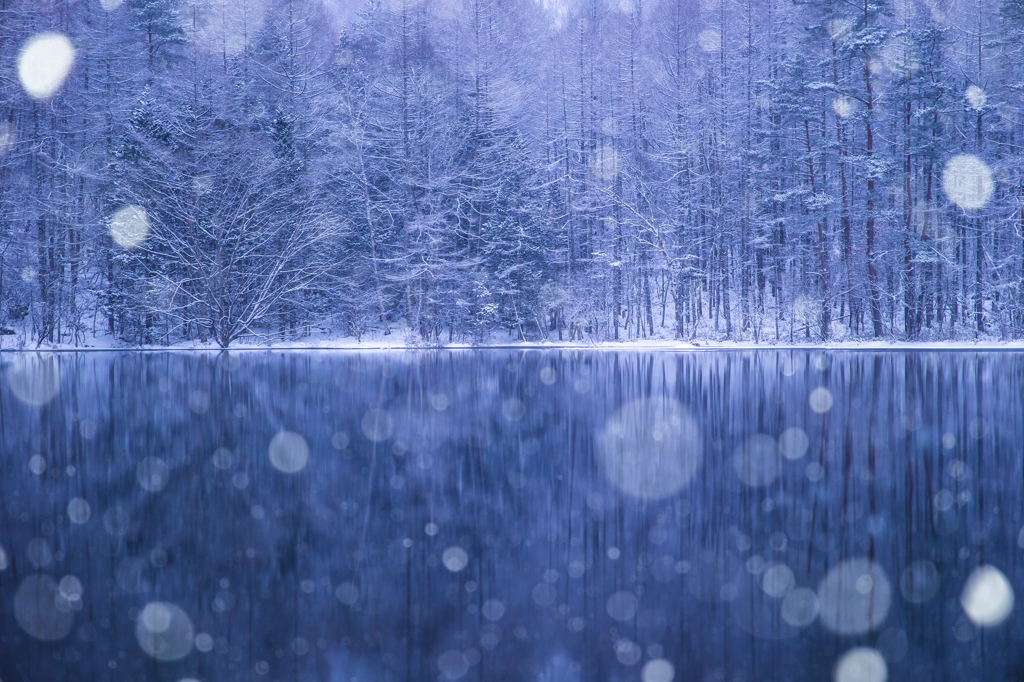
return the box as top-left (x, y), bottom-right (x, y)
top-left (1, 350), bottom-right (1022, 681)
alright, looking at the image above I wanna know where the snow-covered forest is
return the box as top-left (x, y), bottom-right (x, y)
top-left (1, 0), bottom-right (1022, 346)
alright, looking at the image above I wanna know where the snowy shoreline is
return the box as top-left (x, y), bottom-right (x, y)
top-left (5, 333), bottom-right (1024, 353)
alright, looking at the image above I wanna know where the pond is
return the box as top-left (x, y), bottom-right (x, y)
top-left (0, 350), bottom-right (1021, 682)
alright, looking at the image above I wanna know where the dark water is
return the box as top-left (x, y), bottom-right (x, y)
top-left (1, 350), bottom-right (1022, 682)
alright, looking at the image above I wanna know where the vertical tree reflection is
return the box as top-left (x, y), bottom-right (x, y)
top-left (0, 350), bottom-right (1021, 681)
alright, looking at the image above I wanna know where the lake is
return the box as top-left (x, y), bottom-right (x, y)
top-left (1, 350), bottom-right (1021, 682)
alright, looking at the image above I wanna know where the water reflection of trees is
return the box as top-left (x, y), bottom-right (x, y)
top-left (0, 351), bottom-right (1021, 681)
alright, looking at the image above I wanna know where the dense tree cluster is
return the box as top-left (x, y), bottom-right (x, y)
top-left (1, 0), bottom-right (1023, 346)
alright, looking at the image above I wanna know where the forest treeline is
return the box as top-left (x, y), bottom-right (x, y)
top-left (1, 0), bottom-right (1023, 346)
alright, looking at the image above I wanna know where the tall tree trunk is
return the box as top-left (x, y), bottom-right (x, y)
top-left (864, 37), bottom-right (883, 337)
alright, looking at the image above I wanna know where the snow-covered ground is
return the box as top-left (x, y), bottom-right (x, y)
top-left (5, 320), bottom-right (1024, 352)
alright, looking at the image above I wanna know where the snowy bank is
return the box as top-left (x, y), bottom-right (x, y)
top-left (6, 323), bottom-right (1024, 353)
